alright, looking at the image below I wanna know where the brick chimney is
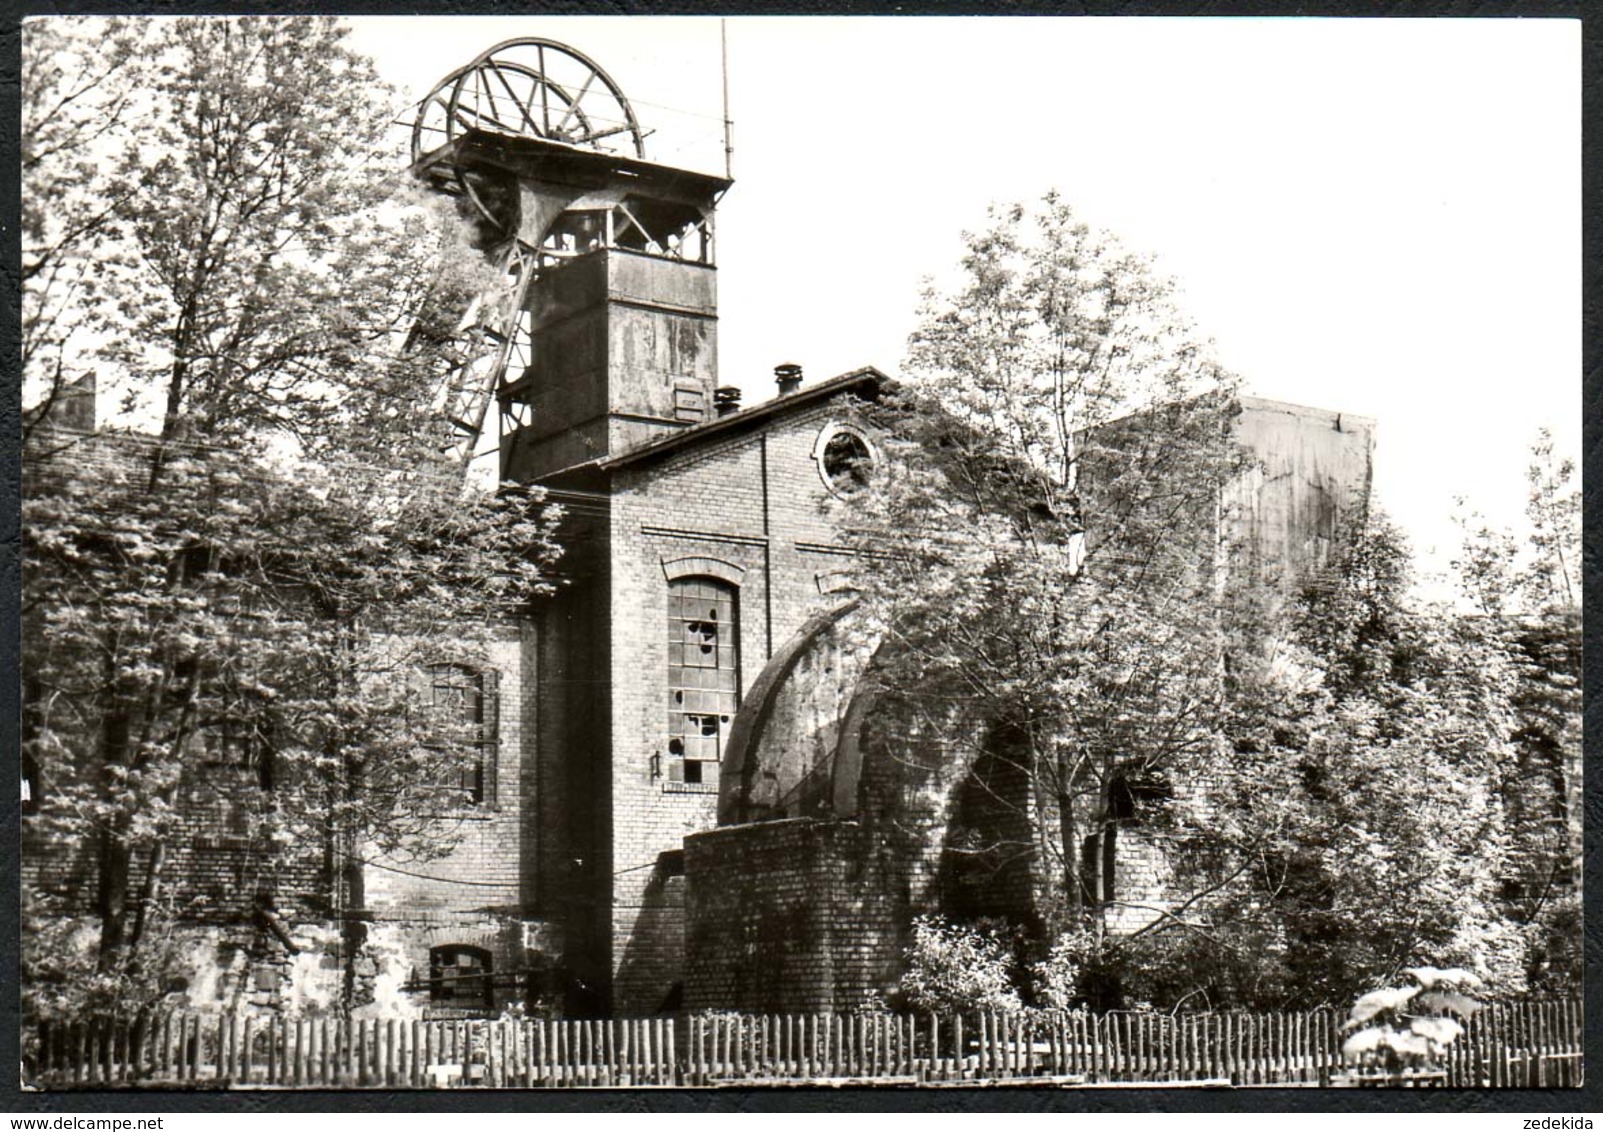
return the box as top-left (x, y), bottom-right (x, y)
top-left (775, 363), bottom-right (803, 396)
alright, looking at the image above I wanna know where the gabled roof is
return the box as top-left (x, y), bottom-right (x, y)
top-left (582, 365), bottom-right (889, 476)
top-left (414, 130), bottom-right (732, 209)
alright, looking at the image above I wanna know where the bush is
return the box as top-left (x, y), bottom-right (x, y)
top-left (1522, 891), bottom-right (1582, 995)
top-left (1340, 966), bottom-right (1484, 1078)
top-left (897, 916), bottom-right (1021, 1014)
top-left (1027, 926), bottom-right (1096, 1010)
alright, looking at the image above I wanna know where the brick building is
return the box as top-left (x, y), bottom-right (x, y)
top-left (20, 147), bottom-right (897, 1021)
top-left (23, 38), bottom-right (1382, 1021)
top-left (683, 398), bottom-right (1377, 1013)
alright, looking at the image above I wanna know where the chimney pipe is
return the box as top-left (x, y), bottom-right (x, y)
top-left (714, 386), bottom-right (742, 417)
top-left (775, 363), bottom-right (803, 396)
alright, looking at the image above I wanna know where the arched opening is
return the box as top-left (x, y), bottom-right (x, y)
top-left (428, 944), bottom-right (494, 1010)
top-left (667, 577), bottom-right (739, 789)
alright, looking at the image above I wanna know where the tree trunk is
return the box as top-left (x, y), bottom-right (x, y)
top-left (95, 703), bottom-right (135, 972)
top-left (1057, 791), bottom-right (1081, 912)
top-left (147, 295), bottom-right (200, 491)
top-left (335, 614), bottom-right (369, 1014)
top-left (127, 839), bottom-right (167, 961)
top-left (96, 824), bottom-right (133, 971)
top-left (125, 616), bottom-right (207, 963)
top-left (340, 836), bottom-right (367, 1013)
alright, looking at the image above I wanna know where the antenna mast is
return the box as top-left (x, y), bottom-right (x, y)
top-left (721, 20), bottom-right (734, 181)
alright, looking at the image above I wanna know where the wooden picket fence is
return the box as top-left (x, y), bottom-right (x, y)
top-left (29, 1014), bottom-right (677, 1088)
top-left (27, 998), bottom-right (1581, 1089)
top-left (686, 1000), bottom-right (1582, 1087)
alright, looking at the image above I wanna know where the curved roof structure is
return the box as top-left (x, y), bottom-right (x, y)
top-left (716, 599), bottom-right (880, 826)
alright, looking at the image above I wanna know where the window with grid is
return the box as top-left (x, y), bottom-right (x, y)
top-left (428, 944), bottom-right (494, 1009)
top-left (666, 578), bottom-right (739, 787)
top-left (427, 664), bottom-right (499, 806)
top-left (200, 713), bottom-right (275, 794)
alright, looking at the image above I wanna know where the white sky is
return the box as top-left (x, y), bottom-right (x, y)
top-left (348, 15), bottom-right (1580, 596)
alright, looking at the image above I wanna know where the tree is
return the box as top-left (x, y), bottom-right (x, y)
top-left (1109, 429), bottom-right (1584, 1012)
top-left (1149, 514), bottom-right (1526, 1010)
top-left (1452, 428), bottom-right (1580, 619)
top-left (23, 437), bottom-right (562, 1016)
top-left (842, 195), bottom-right (1564, 1013)
top-left (19, 15), bottom-right (562, 1016)
top-left (1450, 430), bottom-right (1582, 992)
top-left (24, 17), bottom-right (457, 460)
top-left (1518, 429), bottom-right (1580, 613)
top-left (841, 195), bottom-right (1244, 955)
top-left (20, 18), bottom-right (146, 435)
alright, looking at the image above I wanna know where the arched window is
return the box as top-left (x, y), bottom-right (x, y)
top-left (1080, 772), bottom-right (1171, 904)
top-left (428, 944), bottom-right (493, 1009)
top-left (427, 664), bottom-right (500, 806)
top-left (666, 577), bottom-right (740, 788)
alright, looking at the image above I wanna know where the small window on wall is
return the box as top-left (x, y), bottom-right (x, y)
top-left (667, 577), bottom-right (739, 788)
top-left (673, 385), bottom-right (706, 423)
top-left (201, 716), bottom-right (275, 792)
top-left (814, 423), bottom-right (876, 496)
top-left (427, 664), bottom-right (499, 806)
top-left (429, 945), bottom-right (494, 1009)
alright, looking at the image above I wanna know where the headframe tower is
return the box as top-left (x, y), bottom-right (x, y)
top-left (409, 38), bottom-right (730, 482)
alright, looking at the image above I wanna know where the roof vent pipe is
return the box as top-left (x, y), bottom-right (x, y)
top-left (775, 363), bottom-right (803, 396)
top-left (714, 386), bottom-right (742, 417)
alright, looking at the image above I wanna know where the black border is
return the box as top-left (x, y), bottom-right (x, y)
top-left (1, 0), bottom-right (1594, 1116)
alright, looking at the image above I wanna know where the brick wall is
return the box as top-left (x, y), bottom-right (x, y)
top-left (22, 422), bottom-right (552, 1017)
top-left (526, 506), bottom-right (614, 1014)
top-left (603, 393), bottom-right (876, 1015)
top-left (941, 736), bottom-right (1042, 927)
top-left (22, 426), bottom-right (332, 927)
top-left (361, 627), bottom-right (561, 1015)
top-left (683, 818), bottom-right (909, 1014)
top-left (364, 631), bottom-right (528, 921)
top-left (684, 680), bottom-right (1040, 1013)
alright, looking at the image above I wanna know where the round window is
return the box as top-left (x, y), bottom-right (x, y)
top-left (816, 425), bottom-right (874, 495)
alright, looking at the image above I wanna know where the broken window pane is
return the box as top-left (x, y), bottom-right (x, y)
top-left (667, 577), bottom-right (739, 775)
